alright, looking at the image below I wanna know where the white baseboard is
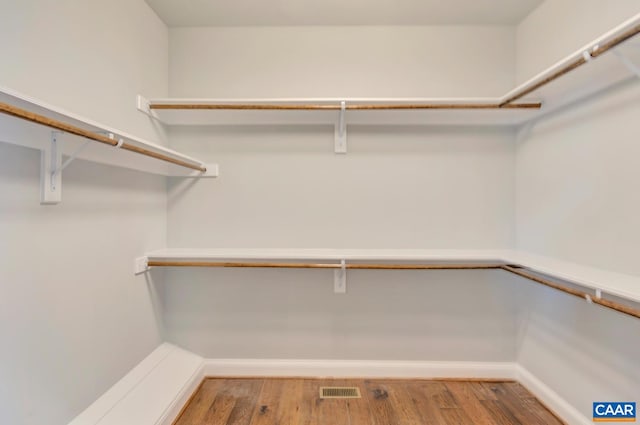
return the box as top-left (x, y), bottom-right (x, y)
top-left (68, 343), bottom-right (203, 425)
top-left (516, 365), bottom-right (590, 425)
top-left (157, 361), bottom-right (206, 425)
top-left (70, 349), bottom-right (590, 425)
top-left (202, 358), bottom-right (517, 380)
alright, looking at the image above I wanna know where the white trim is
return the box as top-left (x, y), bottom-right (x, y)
top-left (68, 344), bottom-right (173, 425)
top-left (202, 358), bottom-right (517, 380)
top-left (516, 365), bottom-right (591, 425)
top-left (68, 343), bottom-right (203, 425)
top-left (146, 248), bottom-right (510, 262)
top-left (157, 363), bottom-right (206, 425)
top-left (69, 350), bottom-right (594, 425)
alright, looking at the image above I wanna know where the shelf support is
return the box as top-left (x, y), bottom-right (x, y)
top-left (136, 95), bottom-right (152, 116)
top-left (334, 259), bottom-right (347, 293)
top-left (612, 50), bottom-right (640, 79)
top-left (334, 101), bottom-right (347, 154)
top-left (41, 132), bottom-right (117, 204)
top-left (134, 256), bottom-right (150, 275)
top-left (55, 139), bottom-right (92, 176)
top-left (40, 132), bottom-right (63, 204)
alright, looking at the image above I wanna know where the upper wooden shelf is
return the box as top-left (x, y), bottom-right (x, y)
top-left (139, 14), bottom-right (640, 127)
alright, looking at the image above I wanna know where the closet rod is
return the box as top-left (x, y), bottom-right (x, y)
top-left (501, 265), bottom-right (640, 320)
top-left (0, 101), bottom-right (206, 172)
top-left (146, 260), bottom-right (501, 270)
top-left (500, 23), bottom-right (640, 106)
top-left (148, 259), bottom-right (640, 319)
top-left (149, 102), bottom-right (542, 111)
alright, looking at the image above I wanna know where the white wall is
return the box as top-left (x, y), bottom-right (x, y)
top-left (168, 126), bottom-right (515, 249)
top-left (514, 80), bottom-right (640, 422)
top-left (165, 125), bottom-right (518, 360)
top-left (0, 144), bottom-right (167, 425)
top-left (516, 279), bottom-right (640, 421)
top-left (164, 26), bottom-right (519, 360)
top-left (516, 3), bottom-right (640, 417)
top-left (169, 26), bottom-right (515, 98)
top-left (164, 268), bottom-right (520, 360)
top-left (0, 0), bottom-right (169, 144)
top-left (0, 1), bottom-right (170, 424)
top-left (516, 0), bottom-right (640, 83)
top-left (516, 82), bottom-right (640, 274)
top-left (168, 25), bottom-right (517, 248)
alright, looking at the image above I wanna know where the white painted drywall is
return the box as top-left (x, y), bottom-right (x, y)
top-left (163, 126), bottom-right (520, 360)
top-left (515, 279), bottom-right (640, 422)
top-left (515, 9), bottom-right (640, 417)
top-left (516, 0), bottom-right (640, 83)
top-left (169, 26), bottom-right (515, 98)
top-left (164, 26), bottom-right (519, 361)
top-left (516, 81), bottom-right (640, 275)
top-left (0, 143), bottom-right (167, 425)
top-left (168, 126), bottom-right (515, 249)
top-left (0, 0), bottom-right (169, 144)
top-left (167, 25), bottom-right (517, 248)
top-left (0, 1), bottom-right (170, 424)
top-left (163, 268), bottom-right (520, 360)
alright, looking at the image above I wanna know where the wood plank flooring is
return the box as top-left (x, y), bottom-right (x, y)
top-left (173, 378), bottom-right (565, 425)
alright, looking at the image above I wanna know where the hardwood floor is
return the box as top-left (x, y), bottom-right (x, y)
top-left (174, 378), bottom-right (564, 425)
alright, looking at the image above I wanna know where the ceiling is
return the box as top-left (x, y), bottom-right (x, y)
top-left (146, 0), bottom-right (544, 27)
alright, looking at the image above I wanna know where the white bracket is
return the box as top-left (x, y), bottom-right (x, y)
top-left (585, 289), bottom-right (603, 305)
top-left (134, 256), bottom-right (150, 275)
top-left (612, 50), bottom-right (640, 79)
top-left (40, 131), bottom-right (96, 204)
top-left (137, 94), bottom-right (160, 120)
top-left (334, 101), bottom-right (347, 154)
top-left (56, 139), bottom-right (92, 177)
top-left (136, 95), bottom-right (152, 116)
top-left (334, 259), bottom-right (346, 293)
top-left (40, 132), bottom-right (63, 204)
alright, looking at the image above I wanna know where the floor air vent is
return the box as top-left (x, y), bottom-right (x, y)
top-left (319, 387), bottom-right (361, 399)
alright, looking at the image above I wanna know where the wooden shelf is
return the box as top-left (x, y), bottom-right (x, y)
top-left (0, 86), bottom-right (213, 177)
top-left (144, 248), bottom-right (640, 304)
top-left (140, 15), bottom-right (640, 128)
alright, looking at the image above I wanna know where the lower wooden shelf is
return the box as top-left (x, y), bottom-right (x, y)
top-left (142, 248), bottom-right (640, 307)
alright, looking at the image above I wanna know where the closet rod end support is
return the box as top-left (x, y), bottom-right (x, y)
top-left (136, 95), bottom-right (153, 117)
top-left (134, 256), bottom-right (150, 275)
